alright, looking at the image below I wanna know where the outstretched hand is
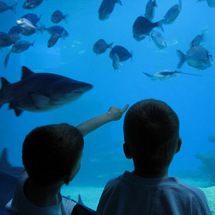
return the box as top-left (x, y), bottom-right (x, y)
top-left (107, 104), bottom-right (129, 121)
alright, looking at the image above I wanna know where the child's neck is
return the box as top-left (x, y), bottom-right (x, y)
top-left (133, 168), bottom-right (168, 178)
top-left (24, 178), bottom-right (63, 207)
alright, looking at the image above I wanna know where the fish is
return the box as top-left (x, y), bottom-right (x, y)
top-left (109, 45), bottom-right (132, 62)
top-left (16, 18), bottom-right (44, 33)
top-left (0, 66), bottom-right (93, 116)
top-left (151, 30), bottom-right (167, 49)
top-left (163, 0), bottom-right (182, 24)
top-left (98, 0), bottom-right (122, 20)
top-left (23, 0), bottom-right (44, 9)
top-left (0, 1), bottom-right (17, 13)
top-left (208, 134), bottom-right (215, 143)
top-left (22, 13), bottom-right (41, 25)
top-left (197, 0), bottom-right (215, 8)
top-left (4, 41), bottom-right (34, 67)
top-left (145, 0), bottom-right (157, 21)
top-left (47, 33), bottom-right (61, 48)
top-left (45, 26), bottom-right (69, 39)
top-left (142, 70), bottom-right (201, 81)
top-left (190, 31), bottom-right (206, 48)
top-left (51, 10), bottom-right (68, 23)
top-left (93, 39), bottom-right (112, 54)
top-left (177, 46), bottom-right (213, 70)
top-left (8, 26), bottom-right (23, 43)
top-left (0, 32), bottom-right (14, 48)
top-left (112, 53), bottom-right (121, 70)
top-left (133, 16), bottom-right (163, 41)
top-left (0, 148), bottom-right (24, 213)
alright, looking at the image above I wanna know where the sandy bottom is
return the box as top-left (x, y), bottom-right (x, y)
top-left (61, 183), bottom-right (215, 213)
top-left (61, 185), bottom-right (103, 210)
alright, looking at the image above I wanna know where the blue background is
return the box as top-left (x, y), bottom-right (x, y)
top-left (0, 0), bottom-right (215, 188)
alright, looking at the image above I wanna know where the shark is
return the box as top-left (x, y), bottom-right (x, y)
top-left (0, 66), bottom-right (93, 116)
top-left (0, 148), bottom-right (24, 214)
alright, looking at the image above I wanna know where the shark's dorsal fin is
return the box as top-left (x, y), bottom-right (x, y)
top-left (21, 66), bottom-right (34, 80)
top-left (0, 148), bottom-right (11, 168)
top-left (1, 77), bottom-right (11, 89)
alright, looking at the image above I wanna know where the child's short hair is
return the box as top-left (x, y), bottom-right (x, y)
top-left (123, 99), bottom-right (179, 175)
top-left (22, 123), bottom-right (84, 186)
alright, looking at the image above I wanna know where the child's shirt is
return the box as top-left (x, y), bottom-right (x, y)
top-left (6, 171), bottom-right (95, 215)
top-left (97, 171), bottom-right (212, 215)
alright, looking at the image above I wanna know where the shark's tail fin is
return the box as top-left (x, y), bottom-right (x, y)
top-left (0, 148), bottom-right (11, 168)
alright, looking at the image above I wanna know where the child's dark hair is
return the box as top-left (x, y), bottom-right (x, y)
top-left (123, 99), bottom-right (179, 176)
top-left (22, 123), bottom-right (84, 186)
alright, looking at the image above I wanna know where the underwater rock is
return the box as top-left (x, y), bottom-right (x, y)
top-left (196, 150), bottom-right (215, 185)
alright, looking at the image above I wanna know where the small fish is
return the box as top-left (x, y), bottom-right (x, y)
top-left (4, 41), bottom-right (34, 67)
top-left (145, 0), bottom-right (157, 21)
top-left (151, 30), bottom-right (167, 49)
top-left (22, 29), bottom-right (36, 36)
top-left (23, 0), bottom-right (44, 9)
top-left (109, 45), bottom-right (132, 62)
top-left (45, 26), bottom-right (69, 39)
top-left (190, 31), bottom-right (206, 48)
top-left (197, 0), bottom-right (215, 8)
top-left (0, 66), bottom-right (93, 116)
top-left (8, 26), bottom-right (23, 42)
top-left (177, 46), bottom-right (213, 70)
top-left (22, 13), bottom-right (41, 25)
top-left (98, 0), bottom-right (122, 20)
top-left (163, 0), bottom-right (182, 24)
top-left (93, 39), bottom-right (112, 54)
top-left (0, 32), bottom-right (14, 48)
top-left (133, 16), bottom-right (163, 41)
top-left (51, 10), bottom-right (68, 23)
top-left (16, 18), bottom-right (44, 33)
top-left (112, 53), bottom-right (121, 70)
top-left (208, 134), bottom-right (215, 143)
top-left (48, 33), bottom-right (61, 48)
top-left (0, 1), bottom-right (17, 13)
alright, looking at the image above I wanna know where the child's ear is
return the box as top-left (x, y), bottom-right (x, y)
top-left (123, 142), bottom-right (133, 159)
top-left (175, 137), bottom-right (182, 154)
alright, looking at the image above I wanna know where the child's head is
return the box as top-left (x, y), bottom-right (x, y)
top-left (22, 123), bottom-right (84, 187)
top-left (123, 99), bottom-right (181, 176)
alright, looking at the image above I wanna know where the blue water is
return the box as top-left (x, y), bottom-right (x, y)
top-left (0, 0), bottom-right (215, 202)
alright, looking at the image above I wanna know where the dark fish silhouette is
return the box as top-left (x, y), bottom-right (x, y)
top-left (133, 16), bottom-right (163, 41)
top-left (51, 10), bottom-right (68, 23)
top-left (93, 39), bottom-right (112, 54)
top-left (48, 33), bottom-right (61, 47)
top-left (4, 41), bottom-right (34, 67)
top-left (22, 13), bottom-right (41, 25)
top-left (98, 0), bottom-right (122, 20)
top-left (190, 31), bottom-right (206, 48)
top-left (0, 1), bottom-right (17, 13)
top-left (0, 32), bottom-right (14, 48)
top-left (145, 0), bottom-right (157, 21)
top-left (23, 0), bottom-right (44, 9)
top-left (177, 46), bottom-right (213, 70)
top-left (45, 26), bottom-right (69, 38)
top-left (0, 148), bottom-right (24, 213)
top-left (110, 45), bottom-right (132, 62)
top-left (0, 66), bottom-right (93, 116)
top-left (163, 0), bottom-right (181, 24)
top-left (8, 26), bottom-right (23, 42)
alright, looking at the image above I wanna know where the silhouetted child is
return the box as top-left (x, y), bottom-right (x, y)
top-left (6, 105), bottom-right (129, 215)
top-left (97, 99), bottom-right (211, 215)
